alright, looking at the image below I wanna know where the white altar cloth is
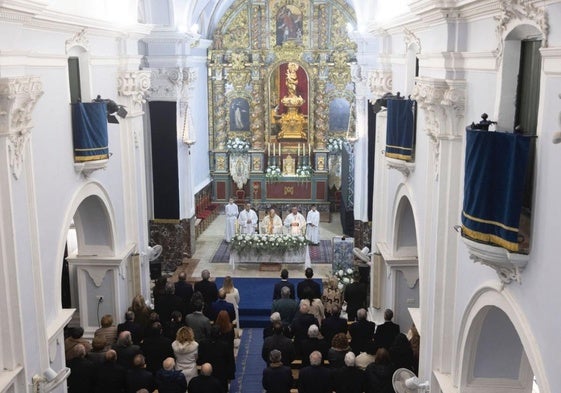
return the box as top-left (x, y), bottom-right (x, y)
top-left (229, 246), bottom-right (311, 270)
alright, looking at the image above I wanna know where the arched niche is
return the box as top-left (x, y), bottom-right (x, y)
top-left (394, 195), bottom-right (418, 258)
top-left (456, 286), bottom-right (550, 393)
top-left (73, 195), bottom-right (115, 256)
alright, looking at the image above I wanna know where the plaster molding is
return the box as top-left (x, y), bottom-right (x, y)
top-left (462, 237), bottom-right (529, 285)
top-left (403, 28), bottom-right (421, 53)
top-left (494, 0), bottom-right (549, 64)
top-left (368, 69), bottom-right (393, 100)
top-left (117, 70), bottom-right (151, 116)
top-left (385, 157), bottom-right (415, 178)
top-left (0, 76), bottom-right (43, 179)
top-left (65, 28), bottom-right (89, 53)
top-left (146, 67), bottom-right (196, 101)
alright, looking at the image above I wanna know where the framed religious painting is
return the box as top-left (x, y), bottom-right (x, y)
top-left (229, 97), bottom-right (250, 132)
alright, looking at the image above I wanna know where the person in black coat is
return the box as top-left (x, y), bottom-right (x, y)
top-left (155, 282), bottom-right (184, 324)
top-left (117, 311), bottom-right (144, 345)
top-left (197, 326), bottom-right (230, 392)
top-left (194, 269), bottom-right (218, 319)
top-left (210, 288), bottom-right (236, 322)
top-left (374, 308), bottom-right (401, 351)
top-left (155, 358), bottom-right (187, 393)
top-left (272, 286), bottom-right (299, 327)
top-left (112, 331), bottom-right (142, 369)
top-left (262, 350), bottom-right (294, 393)
top-left (125, 354), bottom-right (156, 393)
top-left (300, 324), bottom-right (329, 367)
top-left (262, 321), bottom-right (296, 367)
top-left (289, 302), bottom-right (319, 355)
top-left (140, 322), bottom-right (174, 375)
top-left (94, 350), bottom-right (127, 393)
top-left (296, 268), bottom-right (322, 301)
top-left (365, 348), bottom-right (395, 393)
top-left (174, 271), bottom-right (194, 313)
top-left (67, 344), bottom-right (95, 393)
top-left (187, 363), bottom-right (224, 393)
top-left (320, 304), bottom-right (348, 347)
top-left (272, 269), bottom-right (295, 300)
top-left (298, 351), bottom-right (332, 393)
top-left (332, 352), bottom-right (366, 393)
top-left (389, 333), bottom-right (416, 372)
top-left (348, 308), bottom-right (376, 356)
top-left (343, 277), bottom-right (367, 322)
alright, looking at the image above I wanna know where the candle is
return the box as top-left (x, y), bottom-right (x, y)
top-left (303, 143), bottom-right (306, 156)
top-left (273, 143), bottom-right (275, 156)
top-left (268, 142), bottom-right (270, 156)
top-left (298, 143), bottom-right (300, 156)
top-left (279, 143), bottom-right (281, 156)
top-left (308, 143), bottom-right (311, 157)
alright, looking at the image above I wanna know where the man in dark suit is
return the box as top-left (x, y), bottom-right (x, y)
top-left (300, 324), bottom-right (329, 366)
top-left (140, 322), bottom-right (174, 375)
top-left (117, 310), bottom-right (143, 345)
top-left (197, 328), bottom-right (231, 392)
top-left (320, 304), bottom-right (348, 348)
top-left (67, 344), bottom-right (95, 393)
top-left (194, 269), bottom-right (218, 319)
top-left (290, 302), bottom-right (319, 355)
top-left (174, 271), bottom-right (193, 313)
top-left (155, 358), bottom-right (187, 393)
top-left (262, 321), bottom-right (296, 367)
top-left (185, 299), bottom-right (212, 342)
top-left (297, 268), bottom-right (321, 301)
top-left (343, 276), bottom-right (367, 322)
top-left (126, 354), bottom-right (156, 393)
top-left (374, 308), bottom-right (400, 350)
top-left (210, 288), bottom-right (236, 322)
top-left (155, 282), bottom-right (184, 324)
top-left (272, 286), bottom-right (298, 326)
top-left (187, 363), bottom-right (223, 393)
top-left (298, 351), bottom-right (332, 393)
top-left (348, 308), bottom-right (376, 356)
top-left (94, 350), bottom-right (126, 393)
top-left (112, 331), bottom-right (142, 369)
top-left (273, 269), bottom-right (295, 300)
top-left (262, 350), bottom-right (294, 393)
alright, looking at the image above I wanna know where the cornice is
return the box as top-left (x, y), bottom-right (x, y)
top-left (117, 71), bottom-right (151, 116)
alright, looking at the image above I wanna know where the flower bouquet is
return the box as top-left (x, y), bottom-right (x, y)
top-left (333, 265), bottom-right (356, 290)
top-left (296, 165), bottom-right (313, 180)
top-left (327, 137), bottom-right (345, 153)
top-left (265, 165), bottom-right (282, 182)
top-left (230, 234), bottom-right (308, 255)
top-left (226, 137), bottom-right (250, 153)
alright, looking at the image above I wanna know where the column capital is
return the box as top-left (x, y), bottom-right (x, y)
top-left (117, 71), bottom-right (151, 116)
top-left (0, 76), bottom-right (43, 179)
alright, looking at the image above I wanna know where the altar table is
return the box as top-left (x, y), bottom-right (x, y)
top-left (229, 246), bottom-right (311, 270)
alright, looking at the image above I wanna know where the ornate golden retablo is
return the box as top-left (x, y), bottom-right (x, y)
top-left (278, 104), bottom-right (307, 140)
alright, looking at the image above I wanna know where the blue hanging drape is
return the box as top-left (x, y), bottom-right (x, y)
top-left (385, 99), bottom-right (416, 161)
top-left (461, 129), bottom-right (531, 252)
top-left (71, 102), bottom-right (109, 162)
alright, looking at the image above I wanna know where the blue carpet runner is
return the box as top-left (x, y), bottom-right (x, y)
top-left (229, 328), bottom-right (264, 393)
top-left (214, 277), bottom-right (322, 328)
top-left (211, 239), bottom-right (332, 264)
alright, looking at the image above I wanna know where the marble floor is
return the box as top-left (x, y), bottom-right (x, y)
top-left (190, 211), bottom-right (345, 280)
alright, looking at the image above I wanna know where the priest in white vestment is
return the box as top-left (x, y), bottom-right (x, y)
top-left (224, 198), bottom-right (239, 242)
top-left (260, 208), bottom-right (283, 234)
top-left (238, 203), bottom-right (258, 234)
top-left (284, 206), bottom-right (306, 236)
top-left (305, 205), bottom-right (320, 244)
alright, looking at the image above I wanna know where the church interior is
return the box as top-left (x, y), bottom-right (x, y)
top-left (1, 0), bottom-right (560, 392)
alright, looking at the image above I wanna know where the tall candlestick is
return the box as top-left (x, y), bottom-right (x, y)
top-left (279, 143), bottom-right (281, 156)
top-left (308, 143), bottom-right (311, 157)
top-left (303, 143), bottom-right (306, 156)
top-left (298, 143), bottom-right (300, 156)
top-left (268, 142), bottom-right (270, 156)
top-left (273, 143), bottom-right (275, 156)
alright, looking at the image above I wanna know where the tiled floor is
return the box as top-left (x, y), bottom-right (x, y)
top-left (190, 212), bottom-right (344, 280)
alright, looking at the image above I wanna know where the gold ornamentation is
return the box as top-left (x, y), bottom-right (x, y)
top-left (216, 155), bottom-right (226, 171)
top-left (223, 11), bottom-right (249, 49)
top-left (317, 156), bottom-right (326, 171)
top-left (273, 41), bottom-right (304, 62)
top-left (252, 156), bottom-right (261, 171)
top-left (330, 51), bottom-right (351, 91)
top-left (283, 155), bottom-right (296, 176)
top-left (228, 52), bottom-right (251, 90)
top-left (284, 186), bottom-right (294, 196)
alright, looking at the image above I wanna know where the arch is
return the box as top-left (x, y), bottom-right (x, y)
top-left (456, 284), bottom-right (550, 393)
top-left (390, 184), bottom-right (419, 258)
top-left (53, 182), bottom-right (117, 310)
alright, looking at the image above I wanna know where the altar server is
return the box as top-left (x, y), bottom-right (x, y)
top-left (261, 208), bottom-right (283, 235)
top-left (224, 198), bottom-right (239, 242)
top-left (284, 206), bottom-right (306, 236)
top-left (305, 205), bottom-right (320, 245)
top-left (238, 203), bottom-right (258, 234)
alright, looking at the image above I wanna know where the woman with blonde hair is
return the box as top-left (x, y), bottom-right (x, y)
top-left (221, 276), bottom-right (240, 327)
top-left (321, 276), bottom-right (343, 317)
top-left (172, 326), bottom-right (198, 384)
top-left (129, 294), bottom-right (152, 329)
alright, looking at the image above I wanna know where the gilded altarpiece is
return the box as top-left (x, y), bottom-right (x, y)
top-left (209, 0), bottom-right (357, 212)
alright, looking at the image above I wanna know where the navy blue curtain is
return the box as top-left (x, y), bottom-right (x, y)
top-left (367, 101), bottom-right (376, 221)
top-left (461, 129), bottom-right (531, 252)
top-left (385, 99), bottom-right (416, 161)
top-left (71, 102), bottom-right (109, 162)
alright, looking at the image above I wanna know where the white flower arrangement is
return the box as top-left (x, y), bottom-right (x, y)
top-left (296, 165), bottom-right (313, 179)
top-left (327, 137), bottom-right (345, 153)
top-left (333, 265), bottom-right (356, 289)
top-left (265, 165), bottom-right (282, 181)
top-left (230, 234), bottom-right (308, 254)
top-left (226, 137), bottom-right (250, 153)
